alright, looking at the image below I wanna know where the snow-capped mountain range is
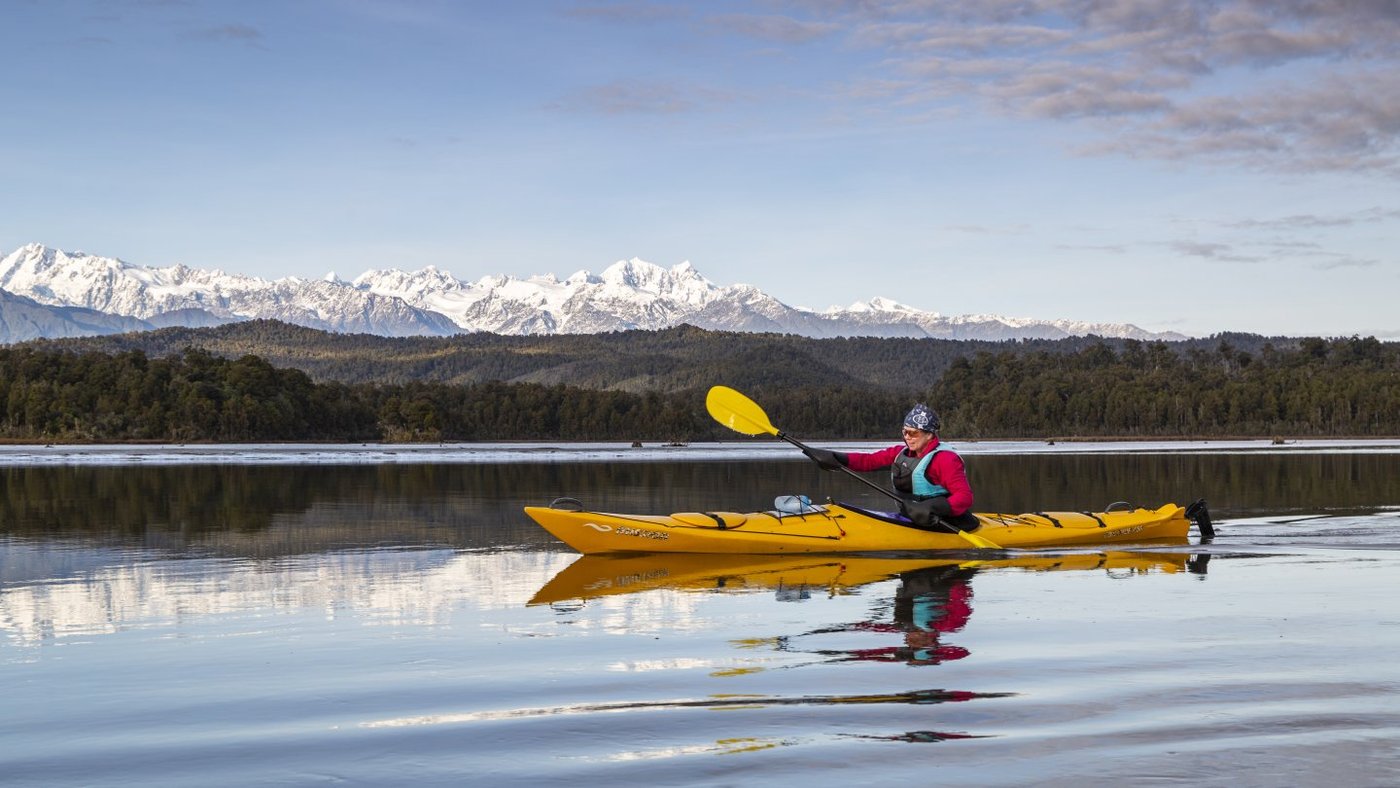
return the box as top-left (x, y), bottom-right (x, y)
top-left (0, 243), bottom-right (1184, 343)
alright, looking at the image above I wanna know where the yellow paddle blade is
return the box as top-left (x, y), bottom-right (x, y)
top-left (706, 386), bottom-right (779, 437)
top-left (956, 530), bottom-right (1001, 550)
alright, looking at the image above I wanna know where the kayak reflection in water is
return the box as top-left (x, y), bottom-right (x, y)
top-left (786, 565), bottom-right (977, 667)
top-left (798, 403), bottom-right (979, 531)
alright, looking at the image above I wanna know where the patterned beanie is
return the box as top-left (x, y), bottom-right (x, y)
top-left (903, 403), bottom-right (941, 433)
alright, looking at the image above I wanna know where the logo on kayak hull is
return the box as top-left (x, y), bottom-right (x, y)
top-left (1104, 525), bottom-right (1145, 538)
top-left (582, 522), bottom-right (668, 540)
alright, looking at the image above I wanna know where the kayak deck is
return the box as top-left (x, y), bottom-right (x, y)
top-left (524, 499), bottom-right (1209, 555)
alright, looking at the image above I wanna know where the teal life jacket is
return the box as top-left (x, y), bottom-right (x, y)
top-left (891, 445), bottom-right (950, 499)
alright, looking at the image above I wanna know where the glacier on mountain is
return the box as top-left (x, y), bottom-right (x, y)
top-left (0, 244), bottom-right (456, 337)
top-left (1, 243), bottom-right (1183, 342)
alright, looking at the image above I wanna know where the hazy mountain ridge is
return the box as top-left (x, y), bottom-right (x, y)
top-left (0, 288), bottom-right (152, 342)
top-left (23, 319), bottom-right (1292, 396)
top-left (1, 243), bottom-right (1183, 344)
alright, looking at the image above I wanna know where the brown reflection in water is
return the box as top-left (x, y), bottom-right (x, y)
top-left (0, 464), bottom-right (559, 554)
top-left (2, 452), bottom-right (1395, 554)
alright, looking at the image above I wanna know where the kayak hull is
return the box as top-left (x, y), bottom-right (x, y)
top-left (523, 501), bottom-right (1194, 555)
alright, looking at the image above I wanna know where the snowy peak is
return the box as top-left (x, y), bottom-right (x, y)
top-left (353, 265), bottom-right (463, 293)
top-left (594, 258), bottom-right (716, 308)
top-left (842, 297), bottom-right (927, 316)
top-left (1, 243), bottom-right (1185, 342)
top-left (600, 257), bottom-right (664, 289)
top-left (601, 257), bottom-right (698, 288)
top-left (1, 244), bottom-right (458, 338)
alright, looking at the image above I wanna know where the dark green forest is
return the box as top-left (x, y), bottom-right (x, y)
top-left (932, 336), bottom-right (1399, 438)
top-left (33, 319), bottom-right (1301, 392)
top-left (4, 325), bottom-right (1398, 442)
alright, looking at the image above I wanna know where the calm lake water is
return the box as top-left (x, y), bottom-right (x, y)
top-left (4, 445), bottom-right (1400, 786)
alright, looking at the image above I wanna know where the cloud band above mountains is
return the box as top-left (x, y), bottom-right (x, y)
top-left (568, 0), bottom-right (1400, 175)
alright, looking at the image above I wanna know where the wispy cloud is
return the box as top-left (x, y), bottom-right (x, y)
top-left (1264, 241), bottom-right (1381, 268)
top-left (944, 223), bottom-right (1030, 235)
top-left (771, 0), bottom-right (1400, 175)
top-left (1311, 255), bottom-right (1380, 270)
top-left (1264, 240), bottom-right (1325, 252)
top-left (564, 3), bottom-right (691, 23)
top-left (1168, 241), bottom-right (1265, 263)
top-left (192, 23), bottom-right (264, 47)
top-left (1093, 71), bottom-right (1400, 175)
top-left (1163, 236), bottom-right (1386, 268)
top-left (1056, 243), bottom-right (1128, 254)
top-left (550, 79), bottom-right (737, 115)
top-left (707, 13), bottom-right (840, 43)
top-left (1224, 207), bottom-right (1400, 230)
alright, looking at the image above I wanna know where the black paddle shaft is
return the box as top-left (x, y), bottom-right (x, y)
top-left (777, 432), bottom-right (900, 501)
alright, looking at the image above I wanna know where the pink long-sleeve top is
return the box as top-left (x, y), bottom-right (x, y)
top-left (844, 439), bottom-right (975, 515)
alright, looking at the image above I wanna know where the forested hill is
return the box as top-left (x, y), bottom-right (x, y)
top-left (28, 319), bottom-right (1300, 392)
top-left (4, 322), bottom-right (1397, 442)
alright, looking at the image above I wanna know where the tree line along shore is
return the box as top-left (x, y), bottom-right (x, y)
top-left (2, 323), bottom-right (1396, 443)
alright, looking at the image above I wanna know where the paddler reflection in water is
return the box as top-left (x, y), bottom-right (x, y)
top-left (800, 403), bottom-right (979, 531)
top-left (791, 565), bottom-right (976, 666)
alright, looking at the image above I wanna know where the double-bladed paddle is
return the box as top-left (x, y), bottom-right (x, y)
top-left (705, 385), bottom-right (1000, 549)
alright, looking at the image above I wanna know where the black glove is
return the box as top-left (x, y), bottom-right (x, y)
top-left (901, 496), bottom-right (953, 527)
top-left (801, 446), bottom-right (847, 471)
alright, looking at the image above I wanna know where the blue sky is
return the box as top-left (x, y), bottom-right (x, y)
top-left (3, 0), bottom-right (1397, 338)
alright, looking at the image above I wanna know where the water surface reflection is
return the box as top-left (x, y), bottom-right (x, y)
top-left (4, 454), bottom-right (1400, 786)
top-left (4, 451), bottom-right (1398, 551)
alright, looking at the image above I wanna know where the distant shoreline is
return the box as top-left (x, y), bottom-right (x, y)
top-left (3, 434), bottom-right (1399, 447)
top-left (4, 438), bottom-right (1400, 468)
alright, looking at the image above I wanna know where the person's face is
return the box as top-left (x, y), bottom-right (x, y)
top-left (902, 427), bottom-right (934, 452)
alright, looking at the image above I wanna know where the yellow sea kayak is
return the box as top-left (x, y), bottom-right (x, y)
top-left (523, 499), bottom-right (1211, 555)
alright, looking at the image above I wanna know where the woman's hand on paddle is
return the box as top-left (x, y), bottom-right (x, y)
top-left (901, 496), bottom-right (953, 527)
top-left (801, 446), bottom-right (846, 471)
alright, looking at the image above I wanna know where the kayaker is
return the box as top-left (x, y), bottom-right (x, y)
top-left (800, 403), bottom-right (978, 530)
